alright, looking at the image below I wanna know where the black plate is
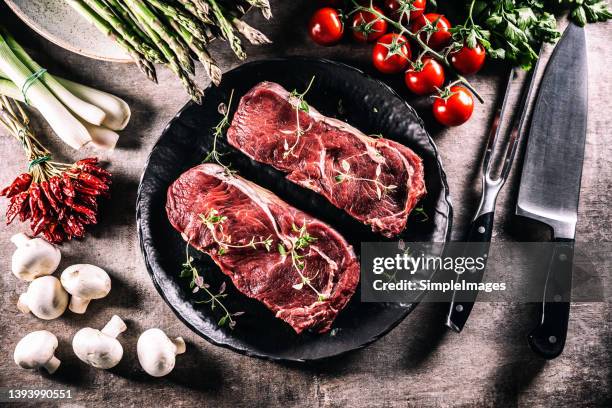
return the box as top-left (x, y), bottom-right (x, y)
top-left (136, 58), bottom-right (452, 362)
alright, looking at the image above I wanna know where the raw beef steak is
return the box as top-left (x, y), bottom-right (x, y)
top-left (166, 164), bottom-right (360, 334)
top-left (227, 81), bottom-right (426, 237)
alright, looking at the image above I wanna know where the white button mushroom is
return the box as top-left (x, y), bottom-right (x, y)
top-left (60, 264), bottom-right (111, 314)
top-left (11, 233), bottom-right (61, 281)
top-left (72, 315), bottom-right (127, 369)
top-left (14, 330), bottom-right (61, 374)
top-left (137, 328), bottom-right (186, 377)
top-left (17, 276), bottom-right (68, 320)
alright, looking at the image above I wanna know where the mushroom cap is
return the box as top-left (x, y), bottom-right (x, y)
top-left (19, 276), bottom-right (68, 320)
top-left (11, 234), bottom-right (61, 281)
top-left (14, 330), bottom-right (58, 369)
top-left (72, 327), bottom-right (123, 369)
top-left (137, 328), bottom-right (184, 377)
top-left (60, 264), bottom-right (111, 300)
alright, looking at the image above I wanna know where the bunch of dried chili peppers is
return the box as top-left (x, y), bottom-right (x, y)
top-left (0, 96), bottom-right (111, 243)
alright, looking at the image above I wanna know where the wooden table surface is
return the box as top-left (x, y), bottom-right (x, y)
top-left (0, 2), bottom-right (610, 407)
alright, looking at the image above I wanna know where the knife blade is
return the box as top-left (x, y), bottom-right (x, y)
top-left (516, 23), bottom-right (588, 359)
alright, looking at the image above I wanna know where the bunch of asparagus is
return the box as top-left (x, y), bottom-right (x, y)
top-left (66, 0), bottom-right (272, 103)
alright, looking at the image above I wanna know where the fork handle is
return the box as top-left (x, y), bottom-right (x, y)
top-left (446, 212), bottom-right (494, 332)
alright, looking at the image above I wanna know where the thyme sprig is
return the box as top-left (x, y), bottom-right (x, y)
top-left (203, 90), bottom-right (235, 176)
top-left (334, 159), bottom-right (398, 200)
top-left (200, 208), bottom-right (273, 255)
top-left (181, 243), bottom-right (244, 329)
top-left (282, 76), bottom-right (316, 158)
top-left (349, 0), bottom-right (483, 103)
top-left (278, 223), bottom-right (328, 302)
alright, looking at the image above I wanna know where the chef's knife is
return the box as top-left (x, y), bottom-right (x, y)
top-left (516, 23), bottom-right (588, 359)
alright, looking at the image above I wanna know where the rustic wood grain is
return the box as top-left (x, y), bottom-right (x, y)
top-left (0, 2), bottom-right (610, 407)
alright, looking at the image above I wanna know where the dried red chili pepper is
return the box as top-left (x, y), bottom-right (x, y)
top-left (74, 182), bottom-right (102, 197)
top-left (6, 191), bottom-right (28, 224)
top-left (79, 163), bottom-right (112, 183)
top-left (76, 157), bottom-right (98, 166)
top-left (61, 173), bottom-right (76, 198)
top-left (78, 194), bottom-right (98, 210)
top-left (40, 181), bottom-right (60, 213)
top-left (31, 214), bottom-right (51, 235)
top-left (1, 173), bottom-right (32, 197)
top-left (76, 172), bottom-right (109, 192)
top-left (66, 214), bottom-right (85, 238)
top-left (19, 201), bottom-right (31, 222)
top-left (29, 183), bottom-right (41, 219)
top-left (49, 176), bottom-right (64, 202)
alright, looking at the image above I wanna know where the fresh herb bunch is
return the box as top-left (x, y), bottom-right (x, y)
top-left (446, 0), bottom-right (610, 69)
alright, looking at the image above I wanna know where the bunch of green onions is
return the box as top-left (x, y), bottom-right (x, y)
top-left (66, 0), bottom-right (272, 103)
top-left (0, 27), bottom-right (131, 150)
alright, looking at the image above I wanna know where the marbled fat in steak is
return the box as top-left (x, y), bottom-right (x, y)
top-left (166, 164), bottom-right (360, 334)
top-left (227, 82), bottom-right (426, 237)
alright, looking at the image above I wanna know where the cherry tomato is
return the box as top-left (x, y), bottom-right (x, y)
top-left (351, 6), bottom-right (388, 42)
top-left (384, 0), bottom-right (426, 24)
top-left (372, 33), bottom-right (412, 74)
top-left (411, 13), bottom-right (452, 51)
top-left (405, 57), bottom-right (445, 95)
top-left (451, 43), bottom-right (486, 75)
top-left (309, 8), bottom-right (344, 46)
top-left (433, 86), bottom-right (474, 127)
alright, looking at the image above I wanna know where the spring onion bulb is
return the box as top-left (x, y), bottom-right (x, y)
top-left (79, 120), bottom-right (120, 151)
top-left (1, 30), bottom-right (107, 127)
top-left (0, 36), bottom-right (91, 149)
top-left (56, 77), bottom-right (131, 131)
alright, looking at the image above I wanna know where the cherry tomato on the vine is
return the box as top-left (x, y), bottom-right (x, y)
top-left (405, 57), bottom-right (445, 95)
top-left (451, 43), bottom-right (486, 75)
top-left (433, 86), bottom-right (474, 127)
top-left (411, 13), bottom-right (452, 51)
top-left (309, 8), bottom-right (344, 46)
top-left (372, 33), bottom-right (412, 74)
top-left (351, 6), bottom-right (388, 42)
top-left (384, 0), bottom-right (426, 24)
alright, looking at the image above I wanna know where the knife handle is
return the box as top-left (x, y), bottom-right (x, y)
top-left (446, 212), bottom-right (494, 332)
top-left (527, 238), bottom-right (574, 359)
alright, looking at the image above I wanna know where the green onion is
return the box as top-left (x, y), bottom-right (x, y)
top-left (1, 29), bottom-right (107, 127)
top-left (0, 32), bottom-right (91, 149)
top-left (79, 120), bottom-right (120, 150)
top-left (56, 77), bottom-right (131, 131)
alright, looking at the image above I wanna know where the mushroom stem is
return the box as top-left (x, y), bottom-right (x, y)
top-left (69, 296), bottom-right (91, 314)
top-left (43, 355), bottom-right (61, 374)
top-left (11, 232), bottom-right (30, 247)
top-left (173, 337), bottom-right (186, 354)
top-left (101, 315), bottom-right (127, 338)
top-left (17, 293), bottom-right (30, 314)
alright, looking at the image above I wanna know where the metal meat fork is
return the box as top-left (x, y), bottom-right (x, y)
top-left (445, 55), bottom-right (541, 333)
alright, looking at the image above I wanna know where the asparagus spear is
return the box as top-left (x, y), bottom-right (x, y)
top-left (166, 17), bottom-right (222, 86)
top-left (83, 0), bottom-right (163, 63)
top-left (105, 0), bottom-right (164, 62)
top-left (205, 0), bottom-right (246, 60)
top-left (66, 0), bottom-right (157, 82)
top-left (243, 0), bottom-right (272, 19)
top-left (175, 0), bottom-right (213, 24)
top-left (145, 0), bottom-right (209, 42)
top-left (123, 0), bottom-right (202, 102)
top-left (228, 15), bottom-right (271, 45)
top-left (123, 0), bottom-right (195, 75)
